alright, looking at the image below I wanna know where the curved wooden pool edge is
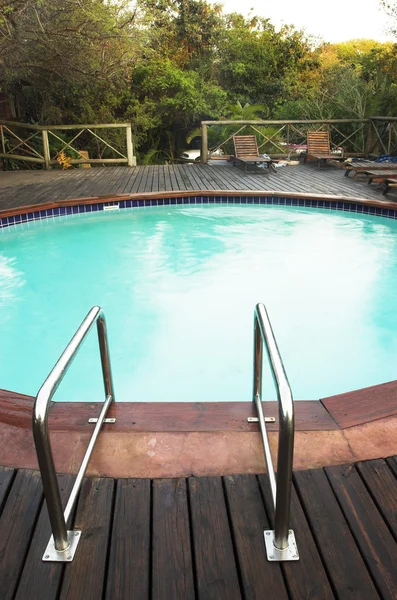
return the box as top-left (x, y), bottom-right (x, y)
top-left (1, 187), bottom-right (397, 219)
top-left (1, 380), bottom-right (396, 478)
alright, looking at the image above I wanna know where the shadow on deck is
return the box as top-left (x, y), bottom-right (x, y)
top-left (1, 457), bottom-right (397, 599)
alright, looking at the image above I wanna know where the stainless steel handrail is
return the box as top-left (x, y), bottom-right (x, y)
top-left (32, 306), bottom-right (115, 561)
top-left (253, 303), bottom-right (299, 561)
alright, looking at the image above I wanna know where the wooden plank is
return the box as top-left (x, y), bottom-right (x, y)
top-left (224, 474), bottom-right (288, 599)
top-left (321, 379), bottom-right (397, 428)
top-left (15, 474), bottom-right (75, 600)
top-left (105, 479), bottom-right (150, 600)
top-left (59, 477), bottom-right (115, 600)
top-left (47, 400), bottom-right (338, 433)
top-left (0, 469), bottom-right (43, 600)
top-left (294, 467), bottom-right (379, 599)
top-left (188, 476), bottom-right (242, 600)
top-left (0, 466), bottom-right (15, 513)
top-left (152, 479), bottom-right (194, 600)
top-left (386, 455), bottom-right (397, 478)
top-left (326, 463), bottom-right (397, 599)
top-left (356, 459), bottom-right (397, 539)
top-left (258, 474), bottom-right (335, 600)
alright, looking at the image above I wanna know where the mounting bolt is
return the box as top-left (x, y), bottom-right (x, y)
top-left (75, 532), bottom-right (79, 536)
top-left (266, 532), bottom-right (270, 535)
top-left (67, 556), bottom-right (72, 560)
top-left (269, 555), bottom-right (274, 559)
top-left (45, 555), bottom-right (49, 559)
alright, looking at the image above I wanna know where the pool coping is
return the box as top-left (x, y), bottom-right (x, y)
top-left (1, 380), bottom-right (396, 477)
top-left (1, 188), bottom-right (397, 228)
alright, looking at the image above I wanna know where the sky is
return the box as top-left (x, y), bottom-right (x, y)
top-left (214, 0), bottom-right (394, 43)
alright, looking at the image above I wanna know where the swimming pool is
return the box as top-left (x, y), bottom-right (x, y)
top-left (1, 201), bottom-right (397, 402)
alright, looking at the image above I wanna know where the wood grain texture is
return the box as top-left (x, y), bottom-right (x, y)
top-left (224, 474), bottom-right (288, 600)
top-left (356, 459), bottom-right (397, 540)
top-left (1, 164), bottom-right (397, 222)
top-left (294, 467), bottom-right (379, 599)
top-left (60, 477), bottom-right (115, 600)
top-left (45, 400), bottom-right (338, 432)
top-left (0, 469), bottom-right (43, 600)
top-left (321, 379), bottom-right (397, 428)
top-left (385, 455), bottom-right (397, 478)
top-left (152, 479), bottom-right (195, 600)
top-left (105, 479), bottom-right (151, 600)
top-left (326, 463), bottom-right (397, 600)
top-left (258, 474), bottom-right (335, 600)
top-left (0, 389), bottom-right (34, 428)
top-left (15, 473), bottom-right (75, 600)
top-left (0, 465), bottom-right (15, 511)
top-left (188, 476), bottom-right (242, 600)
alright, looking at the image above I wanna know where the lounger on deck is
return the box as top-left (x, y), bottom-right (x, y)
top-left (365, 170), bottom-right (397, 185)
top-left (233, 135), bottom-right (274, 173)
top-left (344, 161), bottom-right (397, 178)
top-left (383, 178), bottom-right (397, 195)
top-left (304, 131), bottom-right (345, 168)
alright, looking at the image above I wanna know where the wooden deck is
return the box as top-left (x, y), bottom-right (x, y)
top-left (1, 457), bottom-right (397, 599)
top-left (1, 162), bottom-right (397, 210)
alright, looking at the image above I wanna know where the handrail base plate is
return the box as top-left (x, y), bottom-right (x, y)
top-left (42, 530), bottom-right (82, 562)
top-left (264, 530), bottom-right (299, 561)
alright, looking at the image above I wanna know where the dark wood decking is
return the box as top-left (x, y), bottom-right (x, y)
top-left (1, 457), bottom-right (397, 600)
top-left (1, 162), bottom-right (397, 210)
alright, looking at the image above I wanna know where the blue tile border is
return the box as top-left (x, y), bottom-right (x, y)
top-left (1, 196), bottom-right (397, 229)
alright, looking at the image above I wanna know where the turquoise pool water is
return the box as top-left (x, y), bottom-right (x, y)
top-left (1, 204), bottom-right (397, 402)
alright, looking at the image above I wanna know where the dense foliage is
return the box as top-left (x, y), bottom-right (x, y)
top-left (1, 0), bottom-right (396, 161)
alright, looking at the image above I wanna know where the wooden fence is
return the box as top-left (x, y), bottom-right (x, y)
top-left (0, 121), bottom-right (136, 169)
top-left (201, 117), bottom-right (397, 162)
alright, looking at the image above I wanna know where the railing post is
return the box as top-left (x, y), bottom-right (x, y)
top-left (126, 125), bottom-right (136, 166)
top-left (0, 125), bottom-right (5, 170)
top-left (365, 119), bottom-right (374, 155)
top-left (201, 123), bottom-right (208, 163)
top-left (42, 129), bottom-right (50, 169)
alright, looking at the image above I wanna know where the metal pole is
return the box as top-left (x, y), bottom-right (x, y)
top-left (274, 395), bottom-right (294, 549)
top-left (32, 412), bottom-right (69, 551)
top-left (64, 394), bottom-right (112, 524)
top-left (97, 316), bottom-right (115, 401)
top-left (253, 303), bottom-right (298, 560)
top-left (32, 306), bottom-right (115, 559)
top-left (253, 320), bottom-right (276, 506)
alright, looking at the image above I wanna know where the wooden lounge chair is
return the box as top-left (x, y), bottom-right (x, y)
top-left (344, 161), bottom-right (397, 178)
top-left (233, 135), bottom-right (274, 173)
top-left (304, 131), bottom-right (345, 168)
top-left (365, 170), bottom-right (397, 184)
top-left (383, 178), bottom-right (397, 195)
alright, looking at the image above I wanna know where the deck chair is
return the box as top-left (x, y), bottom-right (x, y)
top-left (233, 135), bottom-right (274, 173)
top-left (304, 131), bottom-right (345, 168)
top-left (383, 177), bottom-right (397, 195)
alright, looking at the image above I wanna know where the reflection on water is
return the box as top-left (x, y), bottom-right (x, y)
top-left (0, 255), bottom-right (24, 310)
top-left (1, 204), bottom-right (397, 402)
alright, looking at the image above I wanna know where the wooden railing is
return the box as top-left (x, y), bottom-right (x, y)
top-left (201, 117), bottom-right (397, 162)
top-left (0, 121), bottom-right (136, 169)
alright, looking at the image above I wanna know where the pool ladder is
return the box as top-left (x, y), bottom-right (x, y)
top-left (32, 307), bottom-right (115, 562)
top-left (32, 303), bottom-right (298, 562)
